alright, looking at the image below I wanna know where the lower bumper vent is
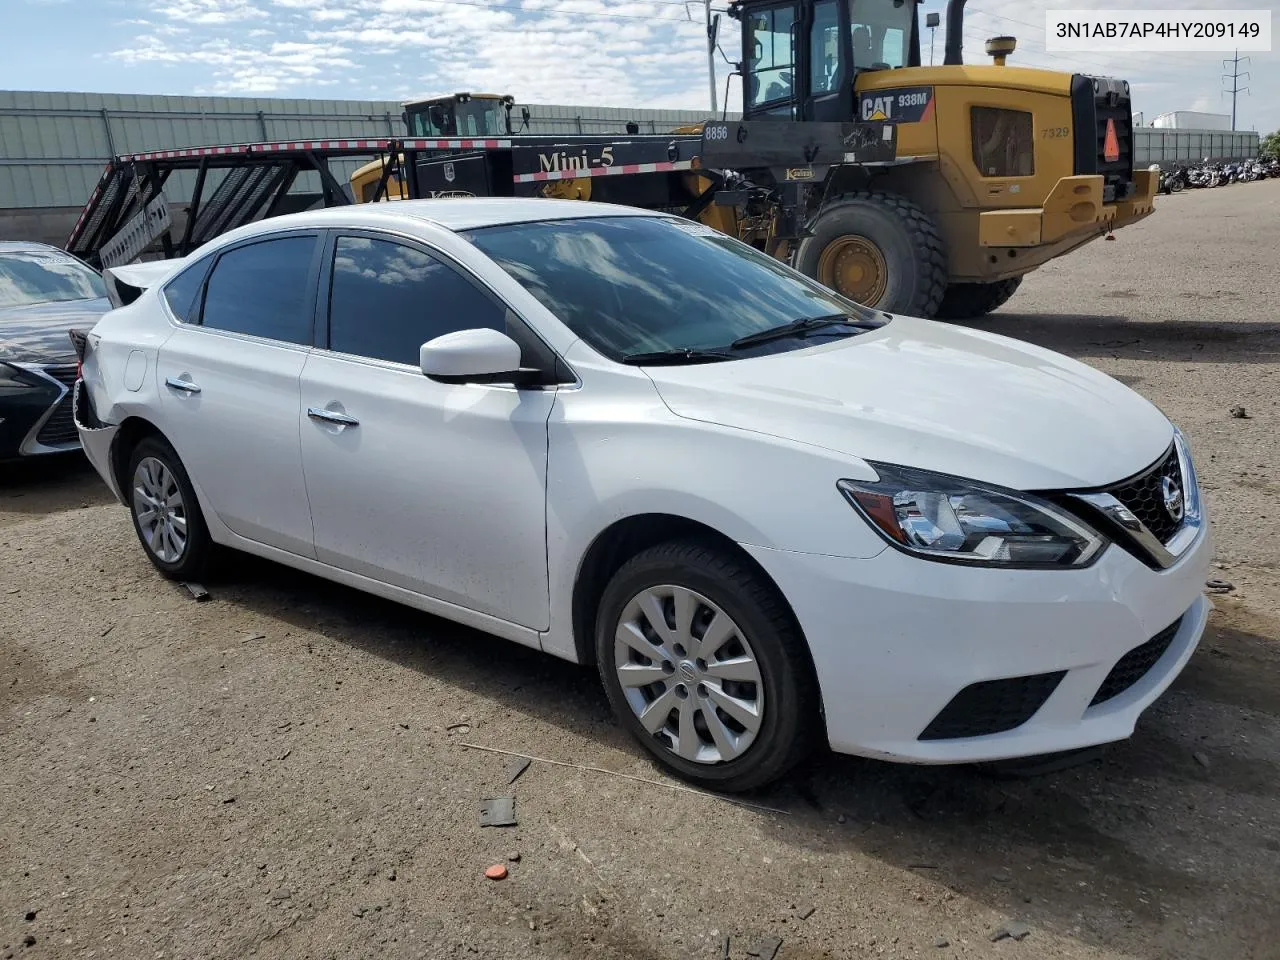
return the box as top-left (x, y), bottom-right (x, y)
top-left (1091, 617), bottom-right (1182, 707)
top-left (919, 671), bottom-right (1066, 741)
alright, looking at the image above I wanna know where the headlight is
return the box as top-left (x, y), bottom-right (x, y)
top-left (838, 464), bottom-right (1105, 568)
top-left (1172, 427), bottom-right (1202, 528)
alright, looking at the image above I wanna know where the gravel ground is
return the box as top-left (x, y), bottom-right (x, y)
top-left (3, 181), bottom-right (1279, 960)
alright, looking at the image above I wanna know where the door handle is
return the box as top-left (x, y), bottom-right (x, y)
top-left (307, 407), bottom-right (360, 427)
top-left (165, 376), bottom-right (201, 394)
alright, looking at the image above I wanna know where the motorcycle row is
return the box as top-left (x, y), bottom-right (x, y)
top-left (1154, 158), bottom-right (1280, 194)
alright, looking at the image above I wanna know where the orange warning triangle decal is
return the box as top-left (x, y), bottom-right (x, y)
top-left (1103, 118), bottom-right (1121, 162)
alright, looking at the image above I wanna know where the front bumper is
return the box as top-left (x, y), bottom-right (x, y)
top-left (744, 517), bottom-right (1213, 764)
top-left (0, 363), bottom-right (80, 459)
top-left (978, 170), bottom-right (1158, 251)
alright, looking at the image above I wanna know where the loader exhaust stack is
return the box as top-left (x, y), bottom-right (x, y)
top-left (943, 0), bottom-right (966, 65)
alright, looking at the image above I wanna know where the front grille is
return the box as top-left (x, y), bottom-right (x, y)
top-left (1107, 445), bottom-right (1183, 545)
top-left (35, 365), bottom-right (80, 448)
top-left (42, 365), bottom-right (78, 389)
top-left (36, 395), bottom-right (78, 446)
top-left (1071, 75), bottom-right (1134, 203)
top-left (1091, 617), bottom-right (1182, 706)
top-left (919, 671), bottom-right (1066, 741)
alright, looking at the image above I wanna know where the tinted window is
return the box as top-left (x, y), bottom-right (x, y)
top-left (162, 260), bottom-right (209, 323)
top-left (465, 217), bottom-right (881, 361)
top-left (328, 236), bottom-right (504, 365)
top-left (201, 236), bottom-right (316, 344)
top-left (0, 250), bottom-right (106, 308)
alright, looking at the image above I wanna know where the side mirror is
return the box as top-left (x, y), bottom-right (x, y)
top-left (421, 328), bottom-right (523, 383)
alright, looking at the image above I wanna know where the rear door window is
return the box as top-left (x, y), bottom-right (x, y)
top-left (200, 236), bottom-right (318, 344)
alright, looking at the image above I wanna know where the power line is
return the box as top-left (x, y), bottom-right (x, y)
top-left (1223, 50), bottom-right (1250, 131)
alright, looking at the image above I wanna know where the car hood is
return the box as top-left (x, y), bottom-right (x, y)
top-left (644, 317), bottom-right (1173, 491)
top-left (0, 298), bottom-right (111, 364)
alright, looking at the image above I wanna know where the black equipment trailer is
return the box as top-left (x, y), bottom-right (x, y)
top-left (66, 122), bottom-right (898, 269)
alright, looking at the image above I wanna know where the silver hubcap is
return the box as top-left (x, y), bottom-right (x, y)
top-left (132, 456), bottom-right (188, 564)
top-left (614, 585), bottom-right (764, 765)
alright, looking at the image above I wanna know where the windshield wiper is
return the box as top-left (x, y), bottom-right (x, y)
top-left (730, 314), bottom-right (881, 351)
top-left (620, 348), bottom-right (736, 366)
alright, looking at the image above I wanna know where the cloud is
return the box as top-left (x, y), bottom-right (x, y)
top-left (98, 0), bottom-right (1278, 129)
top-left (155, 0), bottom-right (267, 24)
top-left (110, 23), bottom-right (360, 94)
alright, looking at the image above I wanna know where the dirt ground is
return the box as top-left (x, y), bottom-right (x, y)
top-left (3, 181), bottom-right (1279, 960)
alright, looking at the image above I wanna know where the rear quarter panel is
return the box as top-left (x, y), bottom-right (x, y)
top-left (81, 290), bottom-right (176, 468)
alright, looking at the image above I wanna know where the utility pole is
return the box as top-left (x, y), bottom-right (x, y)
top-left (706, 0), bottom-right (718, 114)
top-left (1222, 49), bottom-right (1250, 131)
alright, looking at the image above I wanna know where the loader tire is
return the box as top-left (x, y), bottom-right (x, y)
top-left (934, 277), bottom-right (1024, 320)
top-left (795, 192), bottom-right (948, 317)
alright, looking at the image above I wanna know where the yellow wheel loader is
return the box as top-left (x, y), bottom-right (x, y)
top-left (709, 0), bottom-right (1155, 318)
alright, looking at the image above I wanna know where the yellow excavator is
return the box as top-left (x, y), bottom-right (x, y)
top-left (352, 0), bottom-right (1155, 319)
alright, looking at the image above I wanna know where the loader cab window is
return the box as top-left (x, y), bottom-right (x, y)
top-left (455, 99), bottom-right (509, 137)
top-left (809, 0), bottom-right (841, 95)
top-left (406, 104), bottom-right (452, 137)
top-left (849, 0), bottom-right (912, 70)
top-left (746, 3), bottom-right (798, 116)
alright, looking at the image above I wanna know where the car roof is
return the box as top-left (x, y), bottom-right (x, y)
top-left (224, 198), bottom-right (659, 243)
top-left (0, 240), bottom-right (67, 256)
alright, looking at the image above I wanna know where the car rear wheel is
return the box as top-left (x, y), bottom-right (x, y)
top-left (595, 539), bottom-right (819, 792)
top-left (126, 436), bottom-right (212, 580)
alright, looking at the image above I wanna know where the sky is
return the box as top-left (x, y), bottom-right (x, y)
top-left (2, 0), bottom-right (1277, 132)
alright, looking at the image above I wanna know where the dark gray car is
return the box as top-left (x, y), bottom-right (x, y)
top-left (0, 241), bottom-right (111, 459)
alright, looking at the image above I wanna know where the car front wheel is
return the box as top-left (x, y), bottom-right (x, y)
top-left (596, 539), bottom-right (819, 792)
top-left (126, 435), bottom-right (213, 581)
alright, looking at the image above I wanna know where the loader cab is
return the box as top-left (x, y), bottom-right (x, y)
top-left (403, 93), bottom-right (515, 138)
top-left (733, 0), bottom-right (922, 121)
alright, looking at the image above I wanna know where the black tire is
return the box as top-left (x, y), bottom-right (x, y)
top-left (934, 276), bottom-right (1024, 321)
top-left (125, 435), bottom-right (214, 581)
top-left (595, 539), bottom-right (819, 793)
top-left (1170, 177), bottom-right (1184, 193)
top-left (794, 191), bottom-right (948, 317)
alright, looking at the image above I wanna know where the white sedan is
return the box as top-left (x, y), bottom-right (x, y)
top-left (75, 199), bottom-right (1212, 791)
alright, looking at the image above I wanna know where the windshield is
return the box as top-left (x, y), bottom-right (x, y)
top-left (850, 0), bottom-right (913, 69)
top-left (455, 99), bottom-right (508, 136)
top-left (0, 250), bottom-right (106, 309)
top-left (464, 216), bottom-right (882, 361)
